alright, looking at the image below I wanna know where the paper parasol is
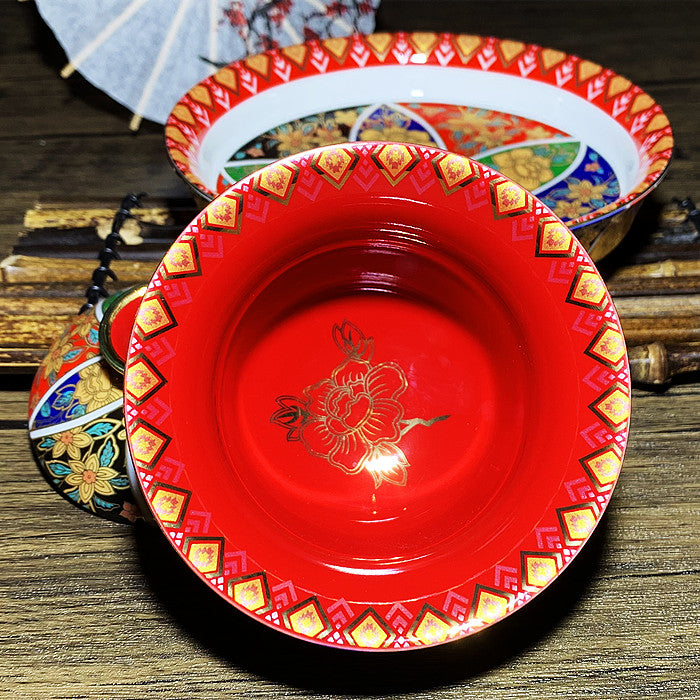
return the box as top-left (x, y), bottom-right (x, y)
top-left (35, 0), bottom-right (380, 130)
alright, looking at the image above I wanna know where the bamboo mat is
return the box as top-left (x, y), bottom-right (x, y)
top-left (1, 198), bottom-right (698, 382)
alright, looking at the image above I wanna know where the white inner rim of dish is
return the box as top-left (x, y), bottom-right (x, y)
top-left (197, 65), bottom-right (641, 196)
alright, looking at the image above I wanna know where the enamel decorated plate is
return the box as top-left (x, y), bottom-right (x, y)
top-left (125, 143), bottom-right (631, 650)
top-left (165, 32), bottom-right (672, 258)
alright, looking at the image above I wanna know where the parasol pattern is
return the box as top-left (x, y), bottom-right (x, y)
top-left (36, 0), bottom-right (380, 129)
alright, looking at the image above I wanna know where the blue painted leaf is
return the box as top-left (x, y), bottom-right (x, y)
top-left (38, 437), bottom-right (56, 449)
top-left (85, 421), bottom-right (116, 437)
top-left (40, 403), bottom-right (52, 417)
top-left (65, 489), bottom-right (80, 503)
top-left (62, 349), bottom-right (81, 361)
top-left (88, 329), bottom-right (99, 344)
top-left (47, 461), bottom-right (72, 477)
top-left (69, 405), bottom-right (86, 418)
top-left (98, 436), bottom-right (118, 468)
top-left (110, 477), bottom-right (130, 489)
top-left (53, 389), bottom-right (75, 408)
top-left (93, 496), bottom-right (119, 511)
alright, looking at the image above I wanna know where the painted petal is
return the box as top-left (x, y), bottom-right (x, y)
top-left (304, 379), bottom-right (334, 416)
top-left (94, 479), bottom-right (116, 497)
top-left (64, 472), bottom-right (84, 487)
top-left (84, 453), bottom-right (100, 471)
top-left (362, 399), bottom-right (403, 444)
top-left (301, 419), bottom-right (336, 458)
top-left (95, 467), bottom-right (120, 481)
top-left (333, 359), bottom-right (370, 387)
top-left (66, 444), bottom-right (82, 460)
top-left (71, 432), bottom-right (93, 448)
top-left (51, 442), bottom-right (67, 458)
top-left (68, 459), bottom-right (86, 475)
top-left (364, 442), bottom-right (410, 487)
top-left (328, 433), bottom-right (369, 475)
top-left (343, 394), bottom-right (372, 430)
top-left (78, 480), bottom-right (95, 503)
top-left (365, 362), bottom-right (407, 400)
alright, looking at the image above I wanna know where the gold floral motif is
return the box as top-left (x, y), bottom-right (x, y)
top-left (63, 453), bottom-right (121, 505)
top-left (50, 426), bottom-right (93, 460)
top-left (312, 125), bottom-right (344, 147)
top-left (333, 109), bottom-right (359, 127)
top-left (553, 199), bottom-right (584, 220)
top-left (73, 363), bottom-right (122, 414)
top-left (42, 335), bottom-right (74, 380)
top-left (39, 422), bottom-right (131, 517)
top-left (443, 107), bottom-right (493, 134)
top-left (566, 179), bottom-right (608, 204)
top-left (275, 128), bottom-right (318, 155)
top-left (491, 147), bottom-right (553, 191)
top-left (272, 321), bottom-right (448, 488)
top-left (360, 124), bottom-right (437, 146)
top-left (525, 125), bottom-right (556, 141)
top-left (72, 313), bottom-right (99, 344)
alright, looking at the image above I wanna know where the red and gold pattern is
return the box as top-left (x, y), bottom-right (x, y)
top-left (161, 236), bottom-right (200, 278)
top-left (585, 323), bottom-right (627, 370)
top-left (432, 152), bottom-right (478, 195)
top-left (522, 552), bottom-right (562, 590)
top-left (567, 266), bottom-right (609, 310)
top-left (311, 147), bottom-right (359, 188)
top-left (229, 573), bottom-right (272, 613)
top-left (149, 484), bottom-right (190, 527)
top-left (185, 538), bottom-right (224, 576)
top-left (491, 177), bottom-right (533, 218)
top-left (125, 143), bottom-right (630, 650)
top-left (253, 162), bottom-right (298, 203)
top-left (166, 32), bottom-right (673, 229)
top-left (580, 446), bottom-right (624, 492)
top-left (372, 143), bottom-right (421, 184)
top-left (536, 218), bottom-right (576, 257)
top-left (135, 293), bottom-right (177, 340)
top-left (128, 422), bottom-right (170, 469)
top-left (270, 320), bottom-right (449, 488)
top-left (124, 355), bottom-right (165, 404)
top-left (200, 193), bottom-right (244, 234)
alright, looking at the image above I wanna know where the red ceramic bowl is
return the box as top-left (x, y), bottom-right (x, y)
top-left (125, 143), bottom-right (630, 650)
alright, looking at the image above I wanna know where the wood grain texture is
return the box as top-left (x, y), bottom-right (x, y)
top-left (1, 386), bottom-right (698, 699)
top-left (1, 0), bottom-right (698, 697)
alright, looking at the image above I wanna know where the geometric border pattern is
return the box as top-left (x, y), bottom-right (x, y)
top-left (125, 141), bottom-right (631, 651)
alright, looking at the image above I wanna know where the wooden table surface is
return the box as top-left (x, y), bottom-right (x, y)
top-left (1, 1), bottom-right (698, 698)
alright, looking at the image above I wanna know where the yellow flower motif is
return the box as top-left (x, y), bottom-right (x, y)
top-left (72, 313), bottom-right (99, 344)
top-left (553, 199), bottom-right (585, 221)
top-left (275, 128), bottom-right (316, 155)
top-left (51, 426), bottom-right (93, 460)
top-left (312, 125), bottom-right (343, 147)
top-left (64, 453), bottom-right (119, 505)
top-left (73, 363), bottom-right (122, 414)
top-left (444, 108), bottom-right (492, 133)
top-left (333, 109), bottom-right (358, 127)
top-left (567, 179), bottom-right (607, 204)
top-left (475, 126), bottom-right (509, 151)
top-left (526, 125), bottom-right (557, 140)
top-left (492, 147), bottom-right (553, 191)
top-left (360, 125), bottom-right (437, 146)
top-left (42, 335), bottom-right (74, 379)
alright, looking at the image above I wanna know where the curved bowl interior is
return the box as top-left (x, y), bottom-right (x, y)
top-left (166, 32), bottom-right (673, 231)
top-left (125, 143), bottom-right (631, 650)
